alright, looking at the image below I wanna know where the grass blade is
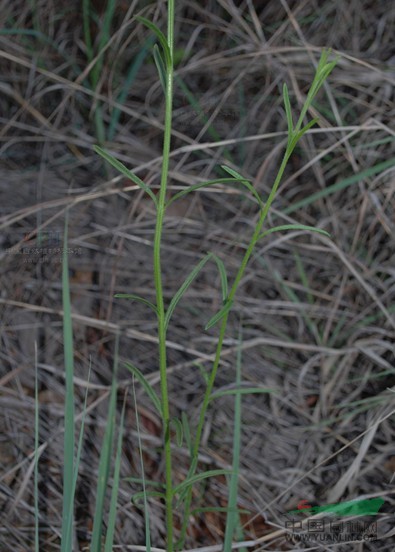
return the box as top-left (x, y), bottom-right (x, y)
top-left (220, 165), bottom-right (263, 207)
top-left (171, 417), bottom-right (183, 447)
top-left (115, 293), bottom-right (158, 315)
top-left (173, 469), bottom-right (233, 496)
top-left (223, 328), bottom-right (243, 551)
top-left (68, 362), bottom-right (92, 535)
top-left (166, 177), bottom-right (256, 207)
top-left (34, 343), bottom-right (39, 552)
top-left (104, 391), bottom-right (127, 552)
top-left (283, 83), bottom-right (294, 139)
top-left (90, 335), bottom-right (119, 552)
top-left (94, 145), bottom-right (157, 204)
top-left (133, 375), bottom-right (151, 552)
top-left (124, 362), bottom-right (162, 416)
top-left (165, 253), bottom-right (212, 330)
top-left (205, 300), bottom-right (234, 330)
top-left (153, 44), bottom-right (166, 94)
top-left (181, 412), bottom-right (192, 455)
top-left (61, 209), bottom-right (75, 552)
top-left (212, 254), bottom-right (228, 302)
top-left (136, 16), bottom-right (171, 68)
top-left (258, 224), bottom-right (330, 240)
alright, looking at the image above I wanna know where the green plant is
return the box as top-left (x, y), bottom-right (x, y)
top-left (90, 3), bottom-right (338, 551)
top-left (53, 0), bottom-right (336, 552)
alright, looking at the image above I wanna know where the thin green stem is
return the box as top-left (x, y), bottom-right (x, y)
top-left (154, 1), bottom-right (175, 550)
top-left (178, 52), bottom-right (337, 547)
top-left (177, 150), bottom-right (290, 548)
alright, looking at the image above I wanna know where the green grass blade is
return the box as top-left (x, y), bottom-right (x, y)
top-left (124, 362), bottom-right (162, 415)
top-left (83, 0), bottom-right (93, 63)
top-left (294, 251), bottom-right (314, 305)
top-left (92, 0), bottom-right (116, 86)
top-left (166, 178), bottom-right (249, 207)
top-left (34, 343), bottom-right (39, 552)
top-left (132, 490), bottom-right (166, 508)
top-left (283, 83), bottom-right (294, 140)
top-left (153, 44), bottom-right (167, 94)
top-left (171, 417), bottom-right (183, 447)
top-left (132, 375), bottom-right (151, 552)
top-left (224, 328), bottom-right (243, 551)
top-left (114, 293), bottom-right (158, 315)
top-left (258, 224), bottom-right (330, 240)
top-left (104, 392), bottom-right (127, 552)
top-left (68, 362), bottom-right (92, 532)
top-left (221, 165), bottom-right (263, 208)
top-left (212, 254), bottom-right (228, 302)
top-left (136, 16), bottom-right (171, 68)
top-left (123, 477), bottom-right (165, 488)
top-left (90, 335), bottom-right (119, 552)
top-left (173, 469), bottom-right (233, 496)
top-left (205, 300), bottom-right (234, 330)
top-left (61, 210), bottom-right (76, 552)
top-left (181, 412), bottom-right (192, 455)
top-left (94, 146), bottom-right (158, 204)
top-left (165, 253), bottom-right (213, 330)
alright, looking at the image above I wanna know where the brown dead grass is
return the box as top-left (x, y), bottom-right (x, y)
top-left (1, 0), bottom-right (395, 550)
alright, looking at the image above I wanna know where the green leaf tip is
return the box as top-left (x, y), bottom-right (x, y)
top-left (136, 16), bottom-right (171, 68)
top-left (93, 145), bottom-right (157, 204)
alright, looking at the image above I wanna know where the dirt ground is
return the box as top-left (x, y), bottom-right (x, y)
top-left (1, 1), bottom-right (394, 550)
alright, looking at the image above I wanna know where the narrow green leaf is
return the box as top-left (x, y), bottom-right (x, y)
top-left (221, 165), bottom-right (263, 208)
top-left (195, 361), bottom-right (209, 385)
top-left (115, 293), bottom-right (158, 315)
top-left (166, 177), bottom-right (250, 207)
top-left (224, 327), bottom-right (243, 551)
top-left (34, 345), bottom-right (39, 552)
top-left (61, 210), bottom-right (75, 552)
top-left (181, 412), bottom-right (192, 455)
top-left (175, 456), bottom-right (199, 509)
top-left (258, 224), bottom-right (330, 241)
top-left (173, 469), bottom-right (233, 496)
top-left (205, 300), bottom-right (234, 330)
top-left (123, 477), bottom-right (165, 488)
top-left (212, 254), bottom-right (228, 303)
top-left (171, 417), bottom-right (183, 447)
top-left (210, 387), bottom-right (277, 401)
top-left (90, 338), bottom-right (119, 552)
top-left (220, 165), bottom-right (246, 181)
top-left (165, 253), bottom-right (212, 330)
top-left (136, 16), bottom-right (171, 68)
top-left (294, 251), bottom-right (314, 305)
top-left (68, 362), bottom-right (92, 542)
top-left (153, 44), bottom-right (166, 93)
top-left (124, 362), bottom-right (162, 416)
top-left (296, 117), bottom-right (320, 140)
top-left (94, 145), bottom-right (157, 204)
top-left (283, 83), bottom-right (294, 137)
top-left (132, 490), bottom-right (166, 508)
top-left (132, 375), bottom-right (151, 552)
top-left (104, 393), bottom-right (127, 552)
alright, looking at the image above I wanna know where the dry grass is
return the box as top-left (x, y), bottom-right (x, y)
top-left (1, 0), bottom-right (395, 550)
